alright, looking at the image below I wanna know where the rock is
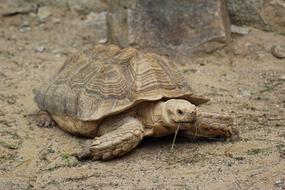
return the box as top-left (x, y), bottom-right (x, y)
top-left (35, 46), bottom-right (45, 53)
top-left (98, 38), bottom-right (108, 44)
top-left (227, 0), bottom-right (264, 27)
top-left (240, 90), bottom-right (251, 97)
top-left (68, 0), bottom-right (108, 15)
top-left (20, 20), bottom-right (30, 28)
top-left (19, 26), bottom-right (31, 33)
top-left (82, 12), bottom-right (108, 43)
top-left (274, 179), bottom-right (285, 188)
top-left (231, 25), bottom-right (251, 35)
top-left (271, 45), bottom-right (285, 59)
top-left (108, 0), bottom-right (231, 57)
top-left (19, 20), bottom-right (31, 33)
top-left (228, 0), bottom-right (285, 34)
top-left (37, 6), bottom-right (51, 20)
top-left (0, 0), bottom-right (35, 16)
top-left (263, 0), bottom-right (285, 34)
top-left (84, 12), bottom-right (106, 27)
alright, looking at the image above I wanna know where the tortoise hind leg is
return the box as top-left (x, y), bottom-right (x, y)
top-left (37, 111), bottom-right (56, 128)
top-left (78, 117), bottom-right (144, 160)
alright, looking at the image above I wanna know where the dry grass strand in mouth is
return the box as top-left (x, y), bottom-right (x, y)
top-left (171, 113), bottom-right (190, 150)
top-left (171, 114), bottom-right (200, 150)
top-left (171, 124), bottom-right (180, 150)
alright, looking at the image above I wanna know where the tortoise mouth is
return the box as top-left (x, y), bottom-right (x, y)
top-left (173, 119), bottom-right (196, 125)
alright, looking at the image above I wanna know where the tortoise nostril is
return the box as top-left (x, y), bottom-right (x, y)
top-left (177, 109), bottom-right (183, 115)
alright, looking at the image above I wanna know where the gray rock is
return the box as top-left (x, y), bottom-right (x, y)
top-left (84, 12), bottom-right (106, 27)
top-left (19, 26), bottom-right (31, 33)
top-left (37, 6), bottom-right (52, 20)
top-left (227, 0), bottom-right (265, 27)
top-left (274, 179), bottom-right (285, 188)
top-left (231, 25), bottom-right (251, 35)
top-left (83, 11), bottom-right (108, 43)
top-left (21, 20), bottom-right (30, 28)
top-left (240, 90), bottom-right (251, 97)
top-left (98, 38), bottom-right (108, 44)
top-left (108, 0), bottom-right (231, 56)
top-left (35, 46), bottom-right (45, 53)
top-left (271, 45), bottom-right (285, 59)
top-left (0, 0), bottom-right (35, 16)
top-left (68, 0), bottom-right (108, 14)
top-left (263, 0), bottom-right (285, 33)
top-left (228, 0), bottom-right (285, 34)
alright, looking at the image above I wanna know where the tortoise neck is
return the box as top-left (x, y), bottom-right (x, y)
top-left (138, 101), bottom-right (164, 125)
top-left (138, 101), bottom-right (176, 137)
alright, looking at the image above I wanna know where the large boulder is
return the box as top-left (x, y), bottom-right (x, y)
top-left (228, 0), bottom-right (285, 34)
top-left (107, 0), bottom-right (231, 56)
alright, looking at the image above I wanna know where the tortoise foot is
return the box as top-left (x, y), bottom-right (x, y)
top-left (184, 112), bottom-right (239, 141)
top-left (37, 111), bottom-right (56, 128)
top-left (90, 117), bottom-right (144, 160)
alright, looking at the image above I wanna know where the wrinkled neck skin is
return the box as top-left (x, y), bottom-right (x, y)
top-left (138, 101), bottom-right (179, 137)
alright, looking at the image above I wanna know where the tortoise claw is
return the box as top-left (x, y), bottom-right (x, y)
top-left (76, 140), bottom-right (92, 161)
top-left (37, 112), bottom-right (56, 128)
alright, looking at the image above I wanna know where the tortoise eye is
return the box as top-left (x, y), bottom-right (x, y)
top-left (177, 109), bottom-right (183, 115)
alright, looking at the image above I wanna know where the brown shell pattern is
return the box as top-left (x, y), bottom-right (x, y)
top-left (35, 44), bottom-right (207, 121)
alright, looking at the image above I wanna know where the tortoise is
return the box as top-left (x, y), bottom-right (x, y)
top-left (35, 44), bottom-right (239, 160)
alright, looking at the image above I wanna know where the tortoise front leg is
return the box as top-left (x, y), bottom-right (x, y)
top-left (184, 112), bottom-right (239, 141)
top-left (78, 117), bottom-right (144, 160)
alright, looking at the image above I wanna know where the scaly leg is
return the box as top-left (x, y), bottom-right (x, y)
top-left (77, 117), bottom-right (144, 160)
top-left (184, 112), bottom-right (239, 141)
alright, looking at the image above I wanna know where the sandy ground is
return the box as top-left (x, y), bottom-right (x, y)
top-left (0, 8), bottom-right (285, 190)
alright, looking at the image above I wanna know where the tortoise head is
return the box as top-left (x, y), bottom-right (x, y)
top-left (161, 99), bottom-right (197, 127)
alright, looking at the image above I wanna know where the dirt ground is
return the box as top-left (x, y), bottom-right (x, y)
top-left (0, 8), bottom-right (284, 190)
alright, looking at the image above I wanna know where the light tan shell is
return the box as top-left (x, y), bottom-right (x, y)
top-left (35, 44), bottom-right (208, 121)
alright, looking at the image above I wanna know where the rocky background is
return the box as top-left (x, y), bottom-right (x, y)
top-left (1, 0), bottom-right (285, 57)
top-left (0, 0), bottom-right (284, 190)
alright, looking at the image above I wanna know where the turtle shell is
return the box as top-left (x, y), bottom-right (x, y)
top-left (35, 44), bottom-right (209, 121)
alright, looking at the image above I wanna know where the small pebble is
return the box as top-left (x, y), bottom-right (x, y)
top-left (271, 45), bottom-right (285, 59)
top-left (98, 38), bottom-right (107, 44)
top-left (21, 20), bottom-right (30, 28)
top-left (274, 179), bottom-right (284, 187)
top-left (231, 25), bottom-right (250, 35)
top-left (35, 46), bottom-right (45, 53)
top-left (19, 27), bottom-right (31, 33)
